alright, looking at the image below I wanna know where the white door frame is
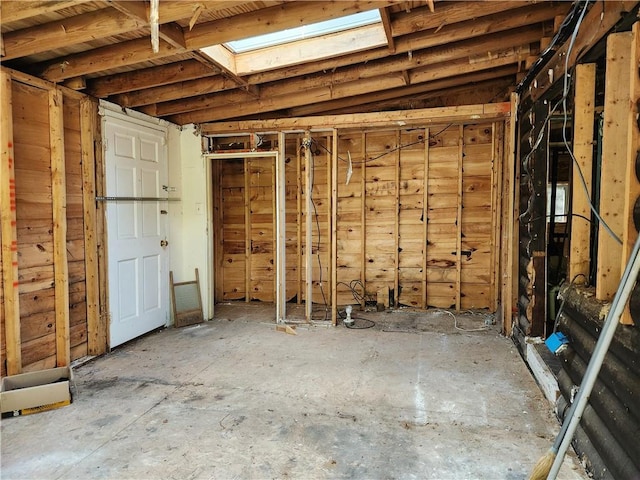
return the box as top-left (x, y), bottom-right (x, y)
top-left (205, 150), bottom-right (286, 323)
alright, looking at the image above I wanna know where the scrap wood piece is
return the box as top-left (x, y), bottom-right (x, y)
top-left (276, 324), bottom-right (297, 335)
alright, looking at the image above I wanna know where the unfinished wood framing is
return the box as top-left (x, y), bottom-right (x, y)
top-left (569, 63), bottom-right (596, 284)
top-left (596, 32), bottom-right (632, 301)
top-left (80, 98), bottom-right (104, 355)
top-left (304, 131), bottom-right (313, 322)
top-left (276, 132), bottom-right (286, 322)
top-left (501, 93), bottom-right (519, 335)
top-left (209, 106), bottom-right (509, 320)
top-left (49, 88), bottom-right (71, 367)
top-left (456, 126), bottom-right (464, 311)
top-left (0, 68), bottom-right (99, 374)
top-left (331, 131), bottom-right (338, 326)
top-left (0, 70), bottom-right (22, 375)
top-left (621, 23), bottom-right (640, 325)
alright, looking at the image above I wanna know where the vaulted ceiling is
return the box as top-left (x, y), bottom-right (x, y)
top-left (0, 1), bottom-right (570, 125)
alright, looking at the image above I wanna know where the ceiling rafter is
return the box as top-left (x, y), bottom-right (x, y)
top-left (0, 0), bottom-right (84, 24)
top-left (1, 7), bottom-right (144, 60)
top-left (83, 2), bottom-right (564, 104)
top-left (31, 1), bottom-right (402, 82)
top-left (243, 3), bottom-right (567, 85)
top-left (379, 7), bottom-right (396, 53)
top-left (168, 51), bottom-right (525, 124)
top-left (0, 0), bottom-right (586, 125)
top-left (120, 25), bottom-right (540, 110)
top-left (286, 68), bottom-right (518, 117)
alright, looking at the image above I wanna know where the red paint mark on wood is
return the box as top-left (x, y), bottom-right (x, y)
top-left (8, 141), bottom-right (13, 148)
top-left (13, 281), bottom-right (19, 287)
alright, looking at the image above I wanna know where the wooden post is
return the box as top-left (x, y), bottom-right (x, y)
top-left (0, 71), bottom-right (22, 374)
top-left (570, 63), bottom-right (596, 284)
top-left (49, 88), bottom-right (70, 367)
top-left (491, 122), bottom-right (504, 312)
top-left (244, 158), bottom-right (251, 302)
top-left (394, 130), bottom-right (400, 307)
top-left (361, 132), bottom-right (367, 309)
top-left (621, 23), bottom-right (640, 325)
top-left (272, 151), bottom-right (277, 307)
top-left (508, 93), bottom-right (520, 336)
top-left (502, 93), bottom-right (519, 336)
top-left (331, 130), bottom-right (338, 325)
top-left (296, 136), bottom-right (302, 305)
top-left (596, 32), bottom-right (632, 300)
top-left (422, 127), bottom-right (430, 308)
top-left (95, 108), bottom-right (110, 348)
top-left (456, 125), bottom-right (464, 311)
top-left (80, 98), bottom-right (104, 355)
top-left (304, 131), bottom-right (313, 322)
top-left (213, 160), bottom-right (223, 301)
top-left (276, 132), bottom-right (287, 322)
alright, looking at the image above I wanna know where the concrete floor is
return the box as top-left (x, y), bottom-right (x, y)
top-left (1, 304), bottom-right (587, 480)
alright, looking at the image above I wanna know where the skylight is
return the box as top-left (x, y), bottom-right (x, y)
top-left (225, 10), bottom-right (382, 53)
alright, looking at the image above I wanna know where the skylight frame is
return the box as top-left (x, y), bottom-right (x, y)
top-left (225, 10), bottom-right (382, 54)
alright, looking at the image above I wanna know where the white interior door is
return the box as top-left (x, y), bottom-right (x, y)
top-left (104, 115), bottom-right (169, 348)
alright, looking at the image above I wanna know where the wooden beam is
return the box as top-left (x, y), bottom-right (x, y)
top-left (491, 121), bottom-right (504, 311)
top-left (0, 0), bottom-right (82, 23)
top-left (87, 60), bottom-right (218, 98)
top-left (32, 1), bottom-right (398, 82)
top-left (422, 127), bottom-right (430, 309)
top-left (392, 1), bottom-right (537, 35)
top-left (361, 132), bottom-right (367, 311)
top-left (38, 37), bottom-right (182, 82)
top-left (379, 7), bottom-right (396, 53)
top-left (304, 131), bottom-right (313, 322)
top-left (2, 7), bottom-right (145, 61)
top-left (456, 125), bottom-right (464, 311)
top-left (596, 32), bottom-right (632, 301)
top-left (394, 130), bottom-right (401, 307)
top-left (246, 3), bottom-right (566, 85)
top-left (201, 103), bottom-right (511, 134)
top-left (296, 137), bottom-right (302, 305)
top-left (529, 0), bottom-right (638, 102)
top-left (621, 22), bottom-right (640, 325)
top-left (170, 55), bottom-right (522, 124)
top-left (288, 68), bottom-right (517, 117)
top-left (49, 88), bottom-right (70, 367)
top-left (569, 63), bottom-right (596, 284)
top-left (244, 158), bottom-right (251, 303)
top-left (0, 70), bottom-right (22, 375)
top-left (63, 76), bottom-right (86, 91)
top-left (506, 92), bottom-right (519, 336)
top-left (331, 130), bottom-right (338, 326)
top-left (80, 97), bottom-right (104, 355)
top-left (148, 27), bottom-right (536, 113)
top-left (113, 75), bottom-right (230, 108)
top-left (276, 133), bottom-right (287, 322)
top-left (184, 1), bottom-right (404, 49)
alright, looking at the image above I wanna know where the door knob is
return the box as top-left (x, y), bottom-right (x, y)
top-left (160, 239), bottom-right (169, 247)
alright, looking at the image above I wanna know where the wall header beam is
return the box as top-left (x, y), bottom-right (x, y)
top-left (200, 103), bottom-right (511, 134)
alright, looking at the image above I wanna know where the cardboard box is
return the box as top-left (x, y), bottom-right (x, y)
top-left (1, 366), bottom-right (72, 417)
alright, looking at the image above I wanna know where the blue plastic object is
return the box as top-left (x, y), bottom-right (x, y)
top-left (545, 332), bottom-right (569, 355)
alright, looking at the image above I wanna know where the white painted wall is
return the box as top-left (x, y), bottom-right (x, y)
top-left (167, 124), bottom-right (211, 319)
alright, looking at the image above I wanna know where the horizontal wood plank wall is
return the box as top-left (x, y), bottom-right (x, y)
top-left (213, 123), bottom-right (502, 313)
top-left (1, 73), bottom-right (95, 376)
